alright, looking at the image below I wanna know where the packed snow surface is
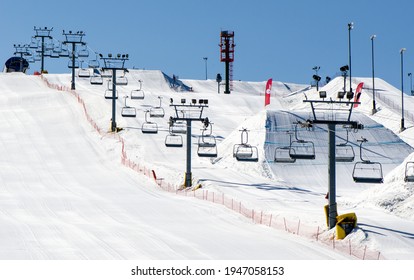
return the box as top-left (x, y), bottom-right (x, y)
top-left (0, 70), bottom-right (413, 259)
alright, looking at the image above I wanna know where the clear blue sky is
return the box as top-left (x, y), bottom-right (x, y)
top-left (2, 0), bottom-right (414, 89)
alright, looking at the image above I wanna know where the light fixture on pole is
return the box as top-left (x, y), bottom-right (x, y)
top-left (348, 22), bottom-right (354, 95)
top-left (371, 35), bottom-right (377, 114)
top-left (203, 57), bottom-right (208, 80)
top-left (400, 47), bottom-right (406, 132)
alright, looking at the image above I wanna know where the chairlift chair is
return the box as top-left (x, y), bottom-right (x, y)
top-left (404, 161), bottom-right (414, 182)
top-left (352, 138), bottom-right (383, 183)
top-left (116, 74), bottom-right (128, 86)
top-left (130, 89), bottom-right (145, 100)
top-left (141, 111), bottom-right (158, 134)
top-left (77, 47), bottom-right (89, 58)
top-left (165, 133), bottom-right (183, 147)
top-left (121, 96), bottom-right (136, 118)
top-left (171, 121), bottom-right (187, 134)
top-left (335, 128), bottom-right (355, 162)
top-left (235, 144), bottom-right (259, 162)
top-left (104, 89), bottom-right (118, 99)
top-left (67, 60), bottom-right (79, 69)
top-left (197, 125), bottom-right (217, 157)
top-left (165, 122), bottom-right (183, 147)
top-left (149, 96), bottom-right (165, 118)
top-left (78, 68), bottom-right (91, 78)
top-left (274, 146), bottom-right (296, 163)
top-left (233, 128), bottom-right (259, 162)
top-left (288, 122), bottom-right (316, 160)
top-left (90, 74), bottom-right (103, 85)
top-left (101, 69), bottom-right (112, 78)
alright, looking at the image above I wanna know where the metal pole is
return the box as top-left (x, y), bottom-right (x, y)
top-left (203, 57), bottom-right (208, 80)
top-left (111, 69), bottom-right (117, 132)
top-left (41, 37), bottom-right (45, 73)
top-left (185, 119), bottom-right (192, 187)
top-left (371, 35), bottom-right (376, 114)
top-left (71, 43), bottom-right (76, 90)
top-left (224, 38), bottom-right (230, 94)
top-left (348, 23), bottom-right (353, 94)
top-left (328, 123), bottom-right (337, 229)
top-left (400, 48), bottom-right (406, 132)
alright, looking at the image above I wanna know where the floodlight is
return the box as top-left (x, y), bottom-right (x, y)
top-left (99, 53), bottom-right (103, 58)
top-left (319, 91), bottom-right (327, 99)
top-left (126, 54), bottom-right (129, 58)
top-left (170, 98), bottom-right (174, 104)
top-left (337, 91), bottom-right (345, 99)
top-left (192, 99), bottom-right (197, 104)
top-left (117, 53), bottom-right (121, 58)
top-left (204, 99), bottom-right (208, 105)
top-left (313, 74), bottom-right (321, 81)
top-left (108, 53), bottom-right (112, 57)
top-left (181, 98), bottom-right (186, 104)
top-left (340, 65), bottom-right (349, 72)
top-left (346, 91), bottom-right (354, 100)
top-left (400, 48), bottom-right (407, 54)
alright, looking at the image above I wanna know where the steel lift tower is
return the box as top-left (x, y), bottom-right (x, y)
top-left (219, 30), bottom-right (235, 94)
top-left (33, 26), bottom-right (53, 73)
top-left (62, 30), bottom-right (86, 90)
top-left (170, 98), bottom-right (209, 188)
top-left (99, 53), bottom-right (129, 132)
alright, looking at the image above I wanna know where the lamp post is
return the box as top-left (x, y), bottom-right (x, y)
top-left (203, 57), bottom-right (208, 80)
top-left (400, 48), bottom-right (406, 132)
top-left (371, 35), bottom-right (377, 114)
top-left (348, 22), bottom-right (354, 94)
top-left (409, 73), bottom-right (413, 96)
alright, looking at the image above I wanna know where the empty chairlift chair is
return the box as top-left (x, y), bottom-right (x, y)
top-left (197, 123), bottom-right (217, 157)
top-left (165, 121), bottom-right (183, 147)
top-left (141, 110), bottom-right (158, 134)
top-left (289, 122), bottom-right (315, 160)
top-left (405, 161), bottom-right (414, 182)
top-left (233, 128), bottom-right (258, 162)
top-left (335, 127), bottom-right (355, 162)
top-left (90, 69), bottom-right (103, 85)
top-left (274, 132), bottom-right (296, 163)
top-left (150, 96), bottom-right (165, 118)
top-left (352, 138), bottom-right (383, 183)
top-left (116, 70), bottom-right (128, 86)
top-left (121, 96), bottom-right (136, 118)
top-left (130, 79), bottom-right (145, 100)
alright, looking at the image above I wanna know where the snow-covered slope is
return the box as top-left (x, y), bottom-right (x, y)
top-left (1, 70), bottom-right (414, 259)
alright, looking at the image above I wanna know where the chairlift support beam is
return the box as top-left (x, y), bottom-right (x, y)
top-left (100, 53), bottom-right (129, 132)
top-left (304, 98), bottom-right (362, 230)
top-left (62, 30), bottom-right (86, 90)
top-left (169, 99), bottom-right (209, 188)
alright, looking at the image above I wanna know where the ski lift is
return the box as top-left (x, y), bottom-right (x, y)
top-left (67, 60), bottom-right (79, 69)
top-left (29, 37), bottom-right (39, 49)
top-left (289, 122), bottom-right (315, 160)
top-left (233, 128), bottom-right (259, 162)
top-left (90, 73), bottom-right (103, 85)
top-left (149, 96), bottom-right (165, 118)
top-left (171, 121), bottom-right (187, 134)
top-left (335, 127), bottom-right (355, 162)
top-left (104, 89), bottom-right (118, 99)
top-left (352, 138), bottom-right (383, 184)
top-left (197, 123), bottom-right (217, 157)
top-left (274, 147), bottom-right (296, 163)
top-left (78, 62), bottom-right (90, 77)
top-left (115, 70), bottom-right (128, 86)
top-left (142, 110), bottom-right (158, 134)
top-left (274, 132), bottom-right (296, 163)
top-left (77, 46), bottom-right (89, 58)
top-left (404, 161), bottom-right (414, 182)
top-left (130, 80), bottom-right (145, 100)
top-left (121, 96), bottom-right (137, 118)
top-left (165, 121), bottom-right (183, 147)
top-left (59, 48), bottom-right (70, 58)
